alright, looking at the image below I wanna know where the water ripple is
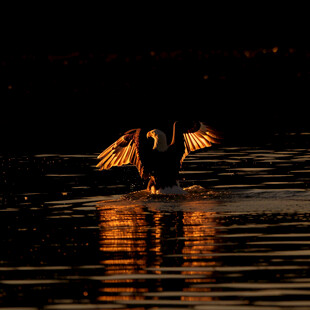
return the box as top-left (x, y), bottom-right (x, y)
top-left (1, 144), bottom-right (310, 309)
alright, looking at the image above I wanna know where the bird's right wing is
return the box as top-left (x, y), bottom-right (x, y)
top-left (96, 128), bottom-right (152, 179)
top-left (181, 121), bottom-right (222, 163)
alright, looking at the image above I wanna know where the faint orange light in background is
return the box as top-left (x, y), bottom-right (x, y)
top-left (272, 47), bottom-right (279, 53)
top-left (244, 50), bottom-right (251, 58)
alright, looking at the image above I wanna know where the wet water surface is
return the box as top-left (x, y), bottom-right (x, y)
top-left (1, 140), bottom-right (310, 309)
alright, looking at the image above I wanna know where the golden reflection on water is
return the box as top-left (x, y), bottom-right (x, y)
top-left (182, 211), bottom-right (217, 286)
top-left (99, 205), bottom-right (163, 256)
top-left (97, 202), bottom-right (218, 304)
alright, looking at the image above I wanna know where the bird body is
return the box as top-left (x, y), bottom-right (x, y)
top-left (97, 121), bottom-right (221, 194)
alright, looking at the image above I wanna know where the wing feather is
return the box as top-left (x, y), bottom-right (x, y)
top-left (130, 143), bottom-right (137, 163)
top-left (190, 132), bottom-right (202, 149)
top-left (96, 129), bottom-right (150, 178)
top-left (195, 132), bottom-right (211, 148)
top-left (118, 141), bottom-right (133, 165)
top-left (98, 139), bottom-right (132, 170)
top-left (181, 121), bottom-right (222, 163)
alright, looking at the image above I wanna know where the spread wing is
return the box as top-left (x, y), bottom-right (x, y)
top-left (96, 128), bottom-right (152, 179)
top-left (181, 121), bottom-right (222, 163)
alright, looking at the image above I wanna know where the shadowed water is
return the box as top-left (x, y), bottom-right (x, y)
top-left (1, 136), bottom-right (310, 309)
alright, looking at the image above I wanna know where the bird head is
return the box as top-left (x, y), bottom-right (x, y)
top-left (146, 129), bottom-right (158, 139)
top-left (146, 129), bottom-right (168, 151)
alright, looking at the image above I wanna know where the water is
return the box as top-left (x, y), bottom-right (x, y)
top-left (1, 137), bottom-right (310, 309)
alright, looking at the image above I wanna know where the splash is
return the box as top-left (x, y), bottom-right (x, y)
top-left (121, 185), bottom-right (229, 202)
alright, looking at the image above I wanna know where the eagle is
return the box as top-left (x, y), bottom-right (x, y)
top-left (97, 121), bottom-right (221, 194)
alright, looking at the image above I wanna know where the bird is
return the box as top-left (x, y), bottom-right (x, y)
top-left (96, 121), bottom-right (221, 194)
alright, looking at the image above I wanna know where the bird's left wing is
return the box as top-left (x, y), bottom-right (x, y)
top-left (96, 128), bottom-right (152, 179)
top-left (181, 121), bottom-right (222, 163)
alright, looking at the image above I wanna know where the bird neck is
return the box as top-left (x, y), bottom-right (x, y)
top-left (153, 132), bottom-right (168, 152)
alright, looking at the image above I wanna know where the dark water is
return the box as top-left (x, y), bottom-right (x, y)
top-left (1, 134), bottom-right (310, 309)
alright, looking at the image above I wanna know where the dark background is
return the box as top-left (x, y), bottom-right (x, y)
top-left (2, 47), bottom-right (310, 153)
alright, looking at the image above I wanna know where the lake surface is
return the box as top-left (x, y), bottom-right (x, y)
top-left (1, 134), bottom-right (310, 309)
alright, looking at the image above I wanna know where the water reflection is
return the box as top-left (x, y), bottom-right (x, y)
top-left (1, 141), bottom-right (310, 309)
top-left (97, 203), bottom-right (219, 304)
top-left (96, 200), bottom-right (310, 308)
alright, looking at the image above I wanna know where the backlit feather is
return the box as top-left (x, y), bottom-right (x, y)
top-left (181, 122), bottom-right (221, 163)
